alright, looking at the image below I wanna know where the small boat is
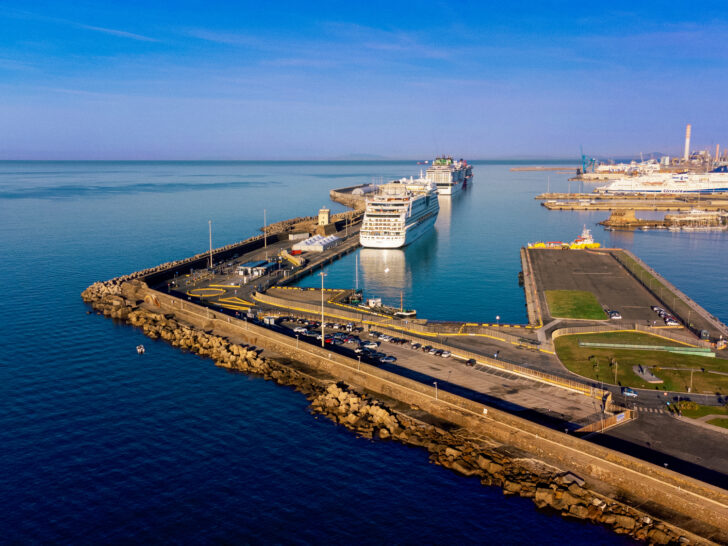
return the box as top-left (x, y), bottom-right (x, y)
top-left (136, 344), bottom-right (145, 355)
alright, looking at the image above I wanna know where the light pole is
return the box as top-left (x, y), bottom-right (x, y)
top-left (496, 315), bottom-right (500, 327)
top-left (433, 381), bottom-right (438, 400)
top-left (320, 270), bottom-right (327, 347)
top-left (208, 220), bottom-right (213, 269)
top-left (358, 355), bottom-right (361, 371)
top-left (296, 334), bottom-right (299, 349)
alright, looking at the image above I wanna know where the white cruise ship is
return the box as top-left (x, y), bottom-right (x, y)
top-left (596, 167), bottom-right (728, 194)
top-left (425, 156), bottom-right (473, 196)
top-left (359, 177), bottom-right (439, 248)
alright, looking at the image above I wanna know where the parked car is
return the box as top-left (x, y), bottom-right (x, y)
top-left (665, 319), bottom-right (679, 326)
top-left (465, 358), bottom-right (476, 367)
top-left (608, 310), bottom-right (622, 320)
top-left (362, 341), bottom-right (379, 350)
top-left (441, 351), bottom-right (451, 358)
top-left (379, 355), bottom-right (397, 363)
top-left (411, 343), bottom-right (421, 350)
top-left (293, 326), bottom-right (307, 334)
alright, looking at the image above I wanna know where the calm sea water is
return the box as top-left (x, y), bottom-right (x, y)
top-left (4, 160), bottom-right (723, 544)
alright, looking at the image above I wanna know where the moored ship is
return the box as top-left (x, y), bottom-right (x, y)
top-left (527, 226), bottom-right (600, 249)
top-left (425, 156), bottom-right (473, 196)
top-left (596, 168), bottom-right (728, 194)
top-left (360, 177), bottom-right (439, 248)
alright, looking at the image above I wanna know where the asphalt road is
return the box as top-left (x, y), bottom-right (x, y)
top-left (595, 412), bottom-right (728, 488)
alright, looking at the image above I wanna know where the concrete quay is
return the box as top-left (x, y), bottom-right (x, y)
top-left (81, 186), bottom-right (728, 541)
top-left (82, 279), bottom-right (728, 543)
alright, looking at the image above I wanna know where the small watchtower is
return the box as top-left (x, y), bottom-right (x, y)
top-left (318, 207), bottom-right (330, 226)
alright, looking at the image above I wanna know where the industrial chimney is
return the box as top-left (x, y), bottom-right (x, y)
top-left (683, 124), bottom-right (691, 161)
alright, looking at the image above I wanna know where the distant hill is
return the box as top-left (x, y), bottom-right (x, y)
top-left (333, 153), bottom-right (391, 160)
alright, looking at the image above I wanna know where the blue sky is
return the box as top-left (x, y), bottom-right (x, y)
top-left (1, 1), bottom-right (726, 159)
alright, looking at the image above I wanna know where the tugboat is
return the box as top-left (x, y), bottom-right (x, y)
top-left (136, 344), bottom-right (146, 355)
top-left (527, 226), bottom-right (600, 249)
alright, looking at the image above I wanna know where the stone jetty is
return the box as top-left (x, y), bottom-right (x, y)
top-left (82, 280), bottom-right (712, 544)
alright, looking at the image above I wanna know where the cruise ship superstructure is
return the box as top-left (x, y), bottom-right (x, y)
top-left (596, 168), bottom-right (728, 194)
top-left (425, 156), bottom-right (473, 196)
top-left (360, 177), bottom-right (439, 248)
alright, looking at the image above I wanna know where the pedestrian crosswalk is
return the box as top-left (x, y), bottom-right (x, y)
top-left (635, 407), bottom-right (669, 415)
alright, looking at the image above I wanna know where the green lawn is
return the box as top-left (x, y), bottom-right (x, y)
top-left (679, 403), bottom-right (728, 419)
top-left (554, 332), bottom-right (728, 393)
top-left (707, 418), bottom-right (728, 429)
top-left (545, 290), bottom-right (607, 320)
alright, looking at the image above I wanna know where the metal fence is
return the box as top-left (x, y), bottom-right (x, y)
top-left (552, 323), bottom-right (709, 348)
top-left (255, 292), bottom-right (609, 403)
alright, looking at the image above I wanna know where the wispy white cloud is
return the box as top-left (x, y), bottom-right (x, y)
top-left (76, 24), bottom-right (159, 42)
top-left (0, 7), bottom-right (159, 43)
top-left (185, 29), bottom-right (262, 47)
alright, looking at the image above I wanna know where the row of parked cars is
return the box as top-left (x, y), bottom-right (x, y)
top-left (651, 306), bottom-right (680, 326)
top-left (287, 320), bottom-right (479, 365)
top-left (367, 331), bottom-right (454, 358)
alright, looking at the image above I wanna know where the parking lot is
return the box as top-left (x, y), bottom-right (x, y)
top-left (275, 317), bottom-right (605, 429)
top-left (528, 249), bottom-right (670, 325)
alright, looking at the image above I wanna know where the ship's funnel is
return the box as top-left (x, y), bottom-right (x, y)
top-left (684, 124), bottom-right (691, 161)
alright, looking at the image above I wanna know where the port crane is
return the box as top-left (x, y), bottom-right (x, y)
top-left (580, 146), bottom-right (597, 173)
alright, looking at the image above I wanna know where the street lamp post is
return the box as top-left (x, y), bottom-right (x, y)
top-left (320, 270), bottom-right (327, 348)
top-left (496, 315), bottom-right (500, 326)
top-left (358, 355), bottom-right (361, 371)
top-left (296, 335), bottom-right (299, 349)
top-left (433, 381), bottom-right (438, 400)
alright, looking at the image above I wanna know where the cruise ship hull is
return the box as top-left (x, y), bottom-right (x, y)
top-left (360, 213), bottom-right (437, 248)
top-left (436, 181), bottom-right (462, 196)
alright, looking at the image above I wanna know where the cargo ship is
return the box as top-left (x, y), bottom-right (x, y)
top-left (359, 177), bottom-right (439, 248)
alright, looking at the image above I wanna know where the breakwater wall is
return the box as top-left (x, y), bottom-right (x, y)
top-left (612, 250), bottom-right (728, 343)
top-left (330, 185), bottom-right (367, 210)
top-left (256, 289), bottom-right (534, 343)
top-left (520, 247), bottom-right (543, 327)
top-left (82, 280), bottom-right (728, 543)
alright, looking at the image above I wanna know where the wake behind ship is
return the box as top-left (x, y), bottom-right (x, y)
top-left (360, 177), bottom-right (439, 248)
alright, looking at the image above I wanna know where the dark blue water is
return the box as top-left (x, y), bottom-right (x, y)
top-left (4, 160), bottom-right (718, 543)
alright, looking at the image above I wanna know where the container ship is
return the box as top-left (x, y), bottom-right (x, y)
top-left (359, 177), bottom-right (439, 248)
top-left (595, 167), bottom-right (728, 194)
top-left (425, 156), bottom-right (473, 196)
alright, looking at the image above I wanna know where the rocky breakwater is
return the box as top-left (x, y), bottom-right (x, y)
top-left (82, 285), bottom-right (710, 545)
top-left (311, 384), bottom-right (697, 545)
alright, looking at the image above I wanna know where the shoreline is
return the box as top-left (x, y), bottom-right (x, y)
top-left (81, 274), bottom-right (727, 544)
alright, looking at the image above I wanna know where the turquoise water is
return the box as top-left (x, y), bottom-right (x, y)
top-left (3, 159), bottom-right (721, 543)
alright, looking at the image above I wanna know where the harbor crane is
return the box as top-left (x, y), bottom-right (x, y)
top-left (580, 146), bottom-right (597, 174)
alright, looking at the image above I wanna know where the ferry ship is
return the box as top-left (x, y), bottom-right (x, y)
top-left (425, 156), bottom-right (473, 196)
top-left (596, 167), bottom-right (728, 194)
top-left (359, 177), bottom-right (439, 248)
